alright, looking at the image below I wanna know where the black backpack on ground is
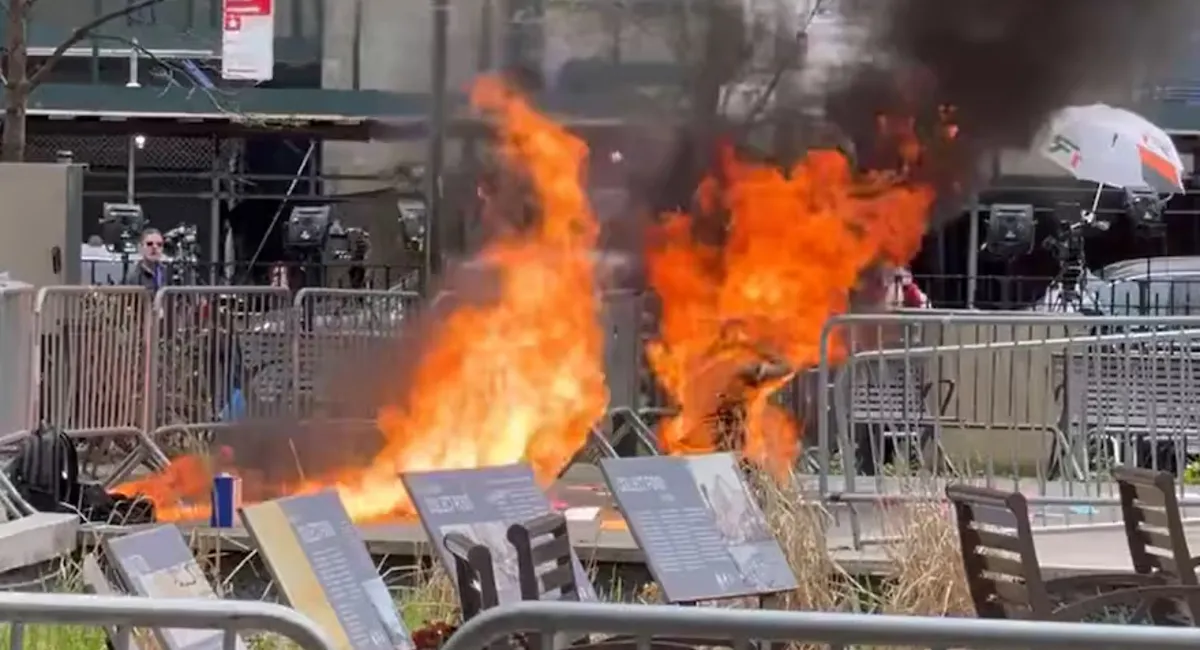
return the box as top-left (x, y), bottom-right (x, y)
top-left (8, 424), bottom-right (81, 513)
top-left (7, 425), bottom-right (155, 524)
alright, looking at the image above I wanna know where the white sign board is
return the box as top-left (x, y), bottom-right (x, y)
top-left (221, 0), bottom-right (274, 81)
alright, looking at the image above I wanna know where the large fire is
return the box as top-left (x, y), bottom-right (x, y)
top-left (645, 144), bottom-right (933, 474)
top-left (119, 81), bottom-right (941, 522)
top-left (118, 76), bottom-right (609, 521)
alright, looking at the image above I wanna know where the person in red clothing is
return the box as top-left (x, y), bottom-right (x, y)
top-left (886, 266), bottom-right (930, 309)
top-left (852, 264), bottom-right (930, 312)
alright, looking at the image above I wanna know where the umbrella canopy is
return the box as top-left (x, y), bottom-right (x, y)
top-left (1035, 104), bottom-right (1185, 194)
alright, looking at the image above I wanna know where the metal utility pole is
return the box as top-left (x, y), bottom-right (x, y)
top-left (424, 0), bottom-right (450, 294)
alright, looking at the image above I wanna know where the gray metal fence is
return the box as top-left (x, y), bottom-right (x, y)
top-left (33, 286), bottom-right (151, 434)
top-left (813, 310), bottom-right (1200, 543)
top-left (17, 285), bottom-right (1200, 536)
top-left (0, 282), bottom-right (34, 444)
top-left (442, 601), bottom-right (1200, 650)
top-left (0, 592), bottom-right (334, 650)
top-left (290, 287), bottom-right (419, 420)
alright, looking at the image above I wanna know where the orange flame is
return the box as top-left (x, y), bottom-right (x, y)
top-left (119, 76), bottom-right (608, 522)
top-left (645, 146), bottom-right (934, 473)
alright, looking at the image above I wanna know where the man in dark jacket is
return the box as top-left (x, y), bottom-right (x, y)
top-left (123, 228), bottom-right (167, 290)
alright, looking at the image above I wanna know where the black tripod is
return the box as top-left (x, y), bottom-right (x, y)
top-left (1041, 203), bottom-right (1104, 316)
top-left (1043, 218), bottom-right (1101, 314)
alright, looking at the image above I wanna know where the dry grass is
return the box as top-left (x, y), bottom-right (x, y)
top-left (749, 467), bottom-right (972, 619)
top-left (875, 499), bottom-right (972, 617)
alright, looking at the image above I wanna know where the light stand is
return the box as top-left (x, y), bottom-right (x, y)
top-left (100, 203), bottom-right (147, 277)
top-left (981, 204), bottom-right (1036, 308)
top-left (1124, 188), bottom-right (1170, 314)
top-left (283, 205), bottom-right (333, 288)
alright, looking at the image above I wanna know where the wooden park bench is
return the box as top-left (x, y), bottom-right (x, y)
top-left (947, 483), bottom-right (1200, 624)
top-left (444, 513), bottom-right (693, 650)
top-left (1115, 465), bottom-right (1200, 604)
top-left (444, 531), bottom-right (500, 621)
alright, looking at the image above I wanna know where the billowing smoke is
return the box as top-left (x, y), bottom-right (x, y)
top-left (830, 0), bottom-right (1200, 182)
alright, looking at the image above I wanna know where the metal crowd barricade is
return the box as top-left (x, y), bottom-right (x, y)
top-left (1054, 342), bottom-right (1200, 474)
top-left (0, 282), bottom-right (34, 445)
top-left (815, 311), bottom-right (1200, 546)
top-left (146, 286), bottom-right (292, 449)
top-left (0, 592), bottom-right (334, 650)
top-left (442, 601), bottom-right (1200, 650)
top-left (26, 286), bottom-right (166, 486)
top-left (291, 287), bottom-right (418, 420)
top-left (32, 286), bottom-right (150, 435)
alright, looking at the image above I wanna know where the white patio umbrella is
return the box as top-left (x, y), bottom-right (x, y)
top-left (1035, 103), bottom-right (1185, 213)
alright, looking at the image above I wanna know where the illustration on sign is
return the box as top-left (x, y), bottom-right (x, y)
top-left (600, 453), bottom-right (797, 603)
top-left (104, 525), bottom-right (245, 650)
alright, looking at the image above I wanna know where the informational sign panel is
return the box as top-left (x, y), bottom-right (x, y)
top-left (241, 492), bottom-right (413, 650)
top-left (104, 525), bottom-right (246, 650)
top-left (600, 453), bottom-right (797, 603)
top-left (403, 464), bottom-right (597, 604)
top-left (221, 0), bottom-right (274, 81)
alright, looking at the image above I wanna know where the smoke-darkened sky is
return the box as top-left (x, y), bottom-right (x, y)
top-left (832, 0), bottom-right (1200, 156)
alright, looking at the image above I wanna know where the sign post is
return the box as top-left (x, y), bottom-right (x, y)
top-left (221, 0), bottom-right (274, 81)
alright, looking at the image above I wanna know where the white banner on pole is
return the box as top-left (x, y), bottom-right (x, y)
top-left (221, 0), bottom-right (274, 81)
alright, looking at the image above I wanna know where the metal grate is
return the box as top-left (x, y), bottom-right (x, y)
top-left (27, 134), bottom-right (228, 170)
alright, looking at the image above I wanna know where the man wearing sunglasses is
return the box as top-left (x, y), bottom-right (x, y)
top-left (123, 228), bottom-right (168, 290)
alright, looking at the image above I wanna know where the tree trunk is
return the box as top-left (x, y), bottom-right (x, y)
top-left (2, 0), bottom-right (29, 162)
top-left (1, 0), bottom-right (170, 162)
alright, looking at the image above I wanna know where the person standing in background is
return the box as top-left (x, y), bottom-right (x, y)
top-left (269, 263), bottom-right (290, 289)
top-left (886, 266), bottom-right (931, 309)
top-left (123, 229), bottom-right (167, 291)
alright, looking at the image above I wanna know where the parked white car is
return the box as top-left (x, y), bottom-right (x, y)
top-left (1090, 256), bottom-right (1200, 316)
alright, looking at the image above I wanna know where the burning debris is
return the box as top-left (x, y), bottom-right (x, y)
top-left (119, 76), bottom-right (609, 521)
top-left (645, 144), bottom-right (934, 475)
top-left (113, 0), bottom-right (1200, 522)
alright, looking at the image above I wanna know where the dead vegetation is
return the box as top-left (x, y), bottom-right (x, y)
top-left (749, 467), bottom-right (972, 619)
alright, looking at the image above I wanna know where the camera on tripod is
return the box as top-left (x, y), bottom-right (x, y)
top-left (280, 204), bottom-right (374, 288)
top-left (162, 223), bottom-right (198, 260)
top-left (981, 201), bottom-right (1107, 312)
top-left (162, 223), bottom-right (199, 284)
top-left (1123, 188), bottom-right (1168, 235)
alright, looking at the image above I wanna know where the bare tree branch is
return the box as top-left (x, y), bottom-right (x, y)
top-left (28, 0), bottom-right (171, 88)
top-left (736, 0), bottom-right (825, 128)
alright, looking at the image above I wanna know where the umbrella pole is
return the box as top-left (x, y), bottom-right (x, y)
top-left (1087, 184), bottom-right (1104, 218)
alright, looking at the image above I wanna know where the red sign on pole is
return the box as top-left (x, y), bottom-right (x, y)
top-left (223, 0), bottom-right (271, 15)
top-left (221, 0), bottom-right (273, 80)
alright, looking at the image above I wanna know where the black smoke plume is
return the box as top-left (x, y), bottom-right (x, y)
top-left (831, 0), bottom-right (1200, 188)
top-left (636, 0), bottom-right (1200, 216)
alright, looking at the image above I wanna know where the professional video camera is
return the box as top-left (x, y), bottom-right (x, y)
top-left (280, 204), bottom-right (374, 288)
top-left (1039, 201), bottom-right (1109, 311)
top-left (983, 187), bottom-right (1171, 312)
top-left (162, 223), bottom-right (198, 260)
top-left (1123, 187), bottom-right (1169, 235)
top-left (162, 223), bottom-right (199, 284)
